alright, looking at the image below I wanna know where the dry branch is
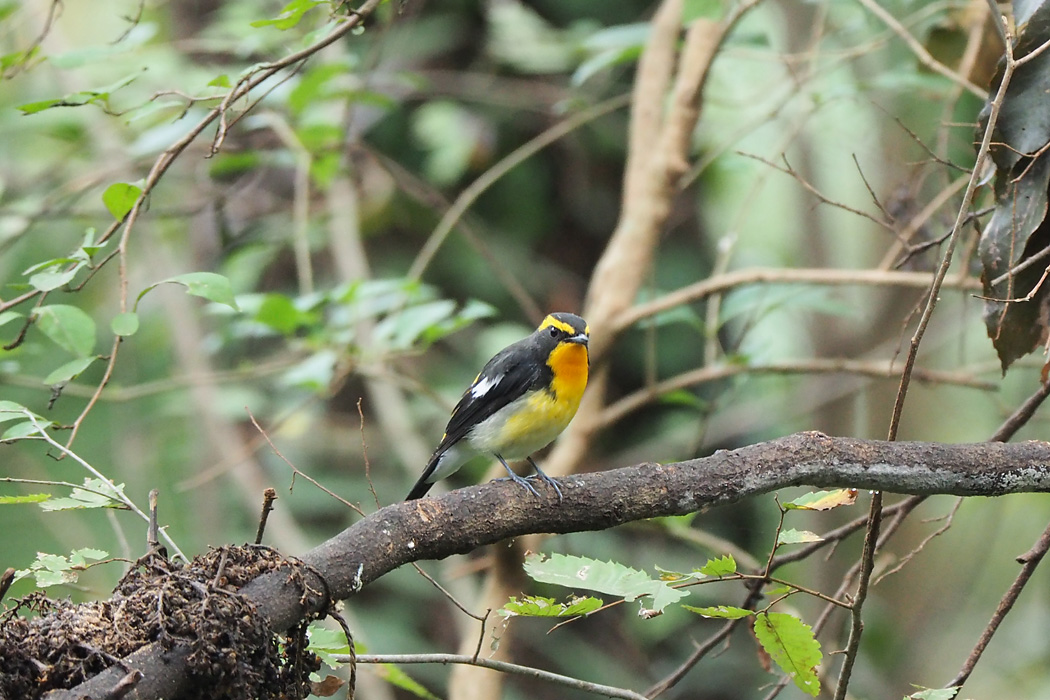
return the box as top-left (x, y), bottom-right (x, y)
top-left (45, 432), bottom-right (1050, 700)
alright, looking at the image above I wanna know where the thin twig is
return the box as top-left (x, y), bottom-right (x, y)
top-left (246, 409), bottom-right (366, 517)
top-left (350, 653), bottom-right (649, 700)
top-left (255, 488), bottom-right (278, 545)
top-left (407, 93), bottom-right (631, 280)
top-left (946, 521), bottom-right (1050, 689)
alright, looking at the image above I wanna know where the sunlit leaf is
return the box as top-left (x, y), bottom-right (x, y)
top-left (34, 305), bottom-right (96, 356)
top-left (784, 489), bottom-right (858, 511)
top-left (39, 478), bottom-right (125, 511)
top-left (29, 267), bottom-right (78, 292)
top-left (777, 529), bottom-right (823, 545)
top-left (683, 604), bottom-right (753, 619)
top-left (102, 182), bottom-right (143, 221)
top-left (753, 612), bottom-right (822, 696)
top-left (698, 554), bottom-right (737, 577)
top-left (500, 595), bottom-right (604, 618)
top-left (14, 548), bottom-right (108, 588)
top-left (138, 272), bottom-right (240, 311)
top-left (0, 493), bottom-right (50, 505)
top-left (524, 553), bottom-right (687, 612)
top-left (906, 686), bottom-right (959, 700)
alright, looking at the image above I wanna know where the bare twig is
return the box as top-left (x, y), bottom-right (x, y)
top-left (351, 653), bottom-right (649, 700)
top-left (255, 488), bottom-right (278, 545)
top-left (246, 409), bottom-right (366, 517)
top-left (946, 522), bottom-right (1050, 690)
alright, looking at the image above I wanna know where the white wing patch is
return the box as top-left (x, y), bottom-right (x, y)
top-left (470, 374), bottom-right (501, 398)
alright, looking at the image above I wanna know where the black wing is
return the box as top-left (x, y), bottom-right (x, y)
top-left (433, 339), bottom-right (544, 455)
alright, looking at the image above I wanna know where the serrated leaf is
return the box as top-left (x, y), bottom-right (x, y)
top-left (500, 595), bottom-right (604, 618)
top-left (44, 356), bottom-right (97, 385)
top-left (306, 625), bottom-right (353, 668)
top-left (0, 493), bottom-right (50, 505)
top-left (753, 612), bottom-right (822, 696)
top-left (698, 554), bottom-right (737, 577)
top-left (906, 686), bottom-right (959, 700)
top-left (69, 547), bottom-right (108, 565)
top-left (15, 548), bottom-right (107, 588)
top-left (683, 604), bottom-right (753, 619)
top-left (34, 305), bottom-right (96, 356)
top-left (110, 312), bottom-right (139, 337)
top-left (102, 182), bottom-right (143, 221)
top-left (39, 478), bottom-right (124, 511)
top-left (778, 529), bottom-right (823, 545)
top-left (523, 553), bottom-right (687, 612)
top-left (784, 489), bottom-right (858, 511)
top-left (139, 272), bottom-right (240, 311)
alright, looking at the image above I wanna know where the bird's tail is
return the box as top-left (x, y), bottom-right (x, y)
top-left (405, 453), bottom-right (440, 500)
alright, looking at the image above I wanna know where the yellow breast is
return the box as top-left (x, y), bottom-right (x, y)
top-left (547, 341), bottom-right (588, 403)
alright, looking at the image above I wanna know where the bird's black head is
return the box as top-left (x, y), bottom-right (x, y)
top-left (536, 312), bottom-right (589, 346)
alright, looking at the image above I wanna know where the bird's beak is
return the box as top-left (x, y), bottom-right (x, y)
top-left (567, 333), bottom-right (589, 346)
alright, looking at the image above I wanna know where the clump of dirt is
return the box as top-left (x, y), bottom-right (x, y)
top-left (0, 545), bottom-right (322, 699)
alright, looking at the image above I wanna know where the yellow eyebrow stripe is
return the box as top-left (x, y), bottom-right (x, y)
top-left (540, 314), bottom-right (577, 335)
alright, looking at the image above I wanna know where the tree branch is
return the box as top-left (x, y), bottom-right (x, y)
top-left (46, 432), bottom-right (1050, 700)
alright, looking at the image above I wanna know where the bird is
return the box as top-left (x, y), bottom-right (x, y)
top-left (406, 312), bottom-right (590, 501)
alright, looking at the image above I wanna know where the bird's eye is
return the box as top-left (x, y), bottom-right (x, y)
top-left (548, 326), bottom-right (559, 338)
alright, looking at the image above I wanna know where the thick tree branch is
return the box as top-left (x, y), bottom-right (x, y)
top-left (47, 432), bottom-right (1050, 700)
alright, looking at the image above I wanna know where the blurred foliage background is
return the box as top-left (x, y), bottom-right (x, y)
top-left (1, 0), bottom-right (1049, 698)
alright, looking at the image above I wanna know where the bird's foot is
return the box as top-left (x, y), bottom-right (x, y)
top-left (526, 457), bottom-right (563, 501)
top-left (494, 454), bottom-right (542, 497)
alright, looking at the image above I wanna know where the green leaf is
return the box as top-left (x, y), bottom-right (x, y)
top-left (256, 293), bottom-right (315, 334)
top-left (523, 553), bottom-right (687, 612)
top-left (139, 272), bottom-right (240, 311)
top-left (250, 0), bottom-right (327, 30)
top-left (777, 529), bottom-right (823, 545)
top-left (14, 548), bottom-right (108, 588)
top-left (0, 400), bottom-right (31, 423)
top-left (753, 612), bottom-right (822, 696)
top-left (698, 554), bottom-right (737, 577)
top-left (29, 267), bottom-right (78, 291)
top-left (39, 478), bottom-right (125, 511)
top-left (500, 595), bottom-right (604, 618)
top-left (18, 72), bottom-right (140, 114)
top-left (373, 300), bottom-right (457, 349)
top-left (208, 74), bottom-right (232, 88)
top-left (102, 182), bottom-right (143, 221)
top-left (683, 604), bottom-right (753, 619)
top-left (906, 687), bottom-right (959, 700)
top-left (307, 625), bottom-right (352, 667)
top-left (0, 310), bottom-right (23, 328)
top-left (44, 356), bottom-right (97, 385)
top-left (2, 421), bottom-right (50, 440)
top-left (110, 312), bottom-right (140, 337)
top-left (70, 547), bottom-right (108, 565)
top-left (34, 304), bottom-right (96, 356)
top-left (374, 662), bottom-right (441, 700)
top-left (0, 493), bottom-right (50, 505)
top-left (784, 489), bottom-right (858, 511)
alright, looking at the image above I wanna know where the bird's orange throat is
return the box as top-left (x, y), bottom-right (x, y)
top-left (547, 342), bottom-right (589, 404)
